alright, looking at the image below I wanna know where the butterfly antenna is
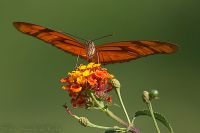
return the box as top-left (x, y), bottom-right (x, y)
top-left (63, 32), bottom-right (87, 42)
top-left (92, 34), bottom-right (113, 42)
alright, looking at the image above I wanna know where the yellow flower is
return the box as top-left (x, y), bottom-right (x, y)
top-left (78, 64), bottom-right (87, 70)
top-left (87, 62), bottom-right (95, 69)
top-left (93, 63), bottom-right (100, 67)
top-left (83, 70), bottom-right (91, 77)
top-left (69, 70), bottom-right (82, 78)
top-left (75, 70), bottom-right (82, 76)
top-left (77, 76), bottom-right (86, 84)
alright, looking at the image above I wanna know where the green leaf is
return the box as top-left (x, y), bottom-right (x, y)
top-left (134, 110), bottom-right (174, 133)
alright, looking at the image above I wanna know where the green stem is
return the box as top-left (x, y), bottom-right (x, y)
top-left (147, 102), bottom-right (161, 133)
top-left (115, 87), bottom-right (131, 124)
top-left (89, 93), bottom-right (139, 133)
top-left (71, 113), bottom-right (126, 132)
top-left (88, 122), bottom-right (126, 131)
top-left (106, 109), bottom-right (129, 127)
top-left (90, 93), bottom-right (128, 127)
top-left (90, 93), bottom-right (139, 133)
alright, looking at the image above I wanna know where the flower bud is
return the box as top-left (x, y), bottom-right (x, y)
top-left (142, 91), bottom-right (150, 103)
top-left (111, 78), bottom-right (121, 88)
top-left (79, 117), bottom-right (89, 127)
top-left (149, 89), bottom-right (159, 100)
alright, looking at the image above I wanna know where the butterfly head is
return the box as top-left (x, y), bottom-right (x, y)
top-left (86, 40), bottom-right (94, 46)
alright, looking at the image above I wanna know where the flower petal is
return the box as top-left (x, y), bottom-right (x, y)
top-left (70, 85), bottom-right (82, 93)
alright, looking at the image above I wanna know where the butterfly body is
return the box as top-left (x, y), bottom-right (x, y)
top-left (85, 40), bottom-right (97, 62)
top-left (13, 22), bottom-right (178, 65)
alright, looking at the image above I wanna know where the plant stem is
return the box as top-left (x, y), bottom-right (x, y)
top-left (147, 102), bottom-right (161, 133)
top-left (105, 109), bottom-right (129, 127)
top-left (90, 93), bottom-right (127, 125)
top-left (88, 122), bottom-right (126, 131)
top-left (115, 87), bottom-right (131, 124)
top-left (90, 93), bottom-right (140, 133)
top-left (105, 110), bottom-right (140, 133)
top-left (63, 104), bottom-right (126, 132)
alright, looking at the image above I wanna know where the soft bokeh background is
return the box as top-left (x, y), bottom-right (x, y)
top-left (0, 0), bottom-right (199, 133)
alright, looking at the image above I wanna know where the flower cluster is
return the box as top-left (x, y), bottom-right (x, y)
top-left (60, 63), bottom-right (114, 108)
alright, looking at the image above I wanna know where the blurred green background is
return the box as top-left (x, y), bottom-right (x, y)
top-left (0, 0), bottom-right (199, 133)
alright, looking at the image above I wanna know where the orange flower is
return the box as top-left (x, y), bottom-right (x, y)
top-left (60, 78), bottom-right (67, 83)
top-left (70, 85), bottom-right (82, 93)
top-left (60, 63), bottom-right (114, 108)
top-left (88, 76), bottom-right (97, 86)
top-left (95, 70), bottom-right (108, 79)
top-left (61, 85), bottom-right (70, 90)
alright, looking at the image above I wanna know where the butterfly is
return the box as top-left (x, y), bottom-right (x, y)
top-left (13, 22), bottom-right (178, 65)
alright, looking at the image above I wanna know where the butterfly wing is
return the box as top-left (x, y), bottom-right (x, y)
top-left (95, 41), bottom-right (178, 64)
top-left (13, 22), bottom-right (87, 59)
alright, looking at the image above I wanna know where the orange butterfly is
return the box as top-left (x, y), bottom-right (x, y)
top-left (13, 22), bottom-right (178, 65)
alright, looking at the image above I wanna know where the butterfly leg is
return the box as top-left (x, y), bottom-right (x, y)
top-left (74, 54), bottom-right (80, 69)
top-left (97, 52), bottom-right (100, 64)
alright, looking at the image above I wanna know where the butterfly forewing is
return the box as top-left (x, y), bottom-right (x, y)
top-left (95, 41), bottom-right (178, 64)
top-left (13, 22), bottom-right (87, 59)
